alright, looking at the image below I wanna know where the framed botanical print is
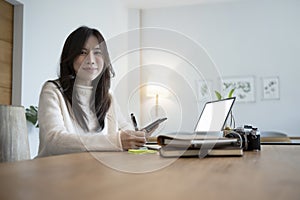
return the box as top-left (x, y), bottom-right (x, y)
top-left (221, 76), bottom-right (256, 103)
top-left (262, 76), bottom-right (280, 100)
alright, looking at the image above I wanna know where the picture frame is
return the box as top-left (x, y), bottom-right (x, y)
top-left (262, 76), bottom-right (280, 100)
top-left (221, 76), bottom-right (256, 103)
top-left (196, 79), bottom-right (213, 101)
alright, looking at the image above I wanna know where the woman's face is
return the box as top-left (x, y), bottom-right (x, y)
top-left (73, 35), bottom-right (104, 85)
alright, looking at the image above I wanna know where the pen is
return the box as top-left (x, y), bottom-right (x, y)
top-left (130, 113), bottom-right (139, 131)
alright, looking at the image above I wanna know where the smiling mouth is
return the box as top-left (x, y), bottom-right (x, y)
top-left (82, 67), bottom-right (98, 73)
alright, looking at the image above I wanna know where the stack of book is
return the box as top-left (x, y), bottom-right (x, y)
top-left (157, 133), bottom-right (243, 158)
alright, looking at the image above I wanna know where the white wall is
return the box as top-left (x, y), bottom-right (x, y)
top-left (140, 0), bottom-right (300, 135)
top-left (17, 0), bottom-right (138, 157)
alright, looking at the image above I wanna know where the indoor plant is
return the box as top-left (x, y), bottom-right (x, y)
top-left (25, 105), bottom-right (38, 127)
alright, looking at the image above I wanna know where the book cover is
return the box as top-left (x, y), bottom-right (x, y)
top-left (159, 146), bottom-right (243, 157)
top-left (157, 134), bottom-right (239, 149)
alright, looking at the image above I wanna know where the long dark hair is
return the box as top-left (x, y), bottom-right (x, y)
top-left (59, 26), bottom-right (115, 131)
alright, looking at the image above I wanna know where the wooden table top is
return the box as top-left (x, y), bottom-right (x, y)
top-left (0, 145), bottom-right (300, 200)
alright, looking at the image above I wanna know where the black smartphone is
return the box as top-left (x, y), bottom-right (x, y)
top-left (142, 117), bottom-right (167, 133)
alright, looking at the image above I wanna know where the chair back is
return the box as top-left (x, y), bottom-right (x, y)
top-left (260, 131), bottom-right (291, 142)
top-left (0, 105), bottom-right (30, 162)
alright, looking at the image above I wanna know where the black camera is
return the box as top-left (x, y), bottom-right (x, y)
top-left (225, 125), bottom-right (261, 151)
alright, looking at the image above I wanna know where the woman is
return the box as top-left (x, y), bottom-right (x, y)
top-left (37, 26), bottom-right (146, 157)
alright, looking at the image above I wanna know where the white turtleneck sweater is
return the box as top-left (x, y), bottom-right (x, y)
top-left (37, 81), bottom-right (132, 157)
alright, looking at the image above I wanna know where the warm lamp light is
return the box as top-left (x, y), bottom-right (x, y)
top-left (146, 85), bottom-right (169, 117)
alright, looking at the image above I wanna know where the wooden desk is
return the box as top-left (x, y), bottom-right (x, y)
top-left (0, 145), bottom-right (300, 200)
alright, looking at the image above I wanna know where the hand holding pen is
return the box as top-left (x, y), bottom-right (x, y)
top-left (119, 113), bottom-right (145, 150)
top-left (130, 113), bottom-right (161, 137)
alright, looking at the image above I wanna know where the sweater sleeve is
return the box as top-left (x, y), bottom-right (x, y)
top-left (37, 82), bottom-right (123, 157)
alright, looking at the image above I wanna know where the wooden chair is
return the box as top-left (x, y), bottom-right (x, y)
top-left (260, 131), bottom-right (291, 143)
top-left (0, 105), bottom-right (30, 162)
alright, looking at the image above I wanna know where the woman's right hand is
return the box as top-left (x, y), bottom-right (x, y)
top-left (120, 130), bottom-right (146, 150)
